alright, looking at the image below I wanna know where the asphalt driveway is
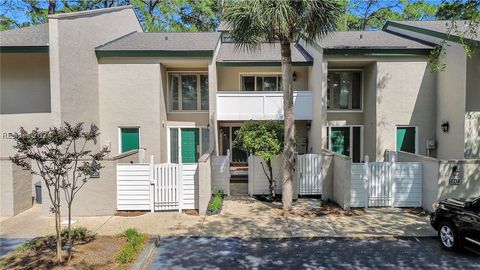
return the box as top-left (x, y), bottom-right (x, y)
top-left (148, 237), bottom-right (480, 270)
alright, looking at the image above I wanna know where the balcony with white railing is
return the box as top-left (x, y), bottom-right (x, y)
top-left (216, 91), bottom-right (313, 121)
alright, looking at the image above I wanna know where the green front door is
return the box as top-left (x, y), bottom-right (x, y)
top-left (181, 128), bottom-right (199, 163)
top-left (397, 127), bottom-right (416, 153)
top-left (121, 128), bottom-right (139, 153)
top-left (330, 127), bottom-right (350, 156)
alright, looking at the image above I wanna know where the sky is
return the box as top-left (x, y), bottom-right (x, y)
top-left (0, 0), bottom-right (476, 27)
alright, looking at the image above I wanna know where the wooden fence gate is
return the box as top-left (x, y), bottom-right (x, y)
top-left (153, 163), bottom-right (181, 211)
top-left (297, 154), bottom-right (322, 195)
top-left (368, 162), bottom-right (392, 207)
top-left (351, 161), bottom-right (422, 208)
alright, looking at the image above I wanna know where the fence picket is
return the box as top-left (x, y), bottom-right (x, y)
top-left (350, 161), bottom-right (421, 208)
top-left (297, 154), bottom-right (322, 195)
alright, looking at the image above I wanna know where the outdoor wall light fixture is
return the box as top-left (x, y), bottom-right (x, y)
top-left (293, 71), bottom-right (297, 82)
top-left (306, 122), bottom-right (311, 131)
top-left (441, 121), bottom-right (449, 133)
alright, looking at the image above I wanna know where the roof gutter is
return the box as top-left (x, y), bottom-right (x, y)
top-left (323, 48), bottom-right (432, 56)
top-left (216, 61), bottom-right (313, 67)
top-left (384, 21), bottom-right (480, 47)
top-left (0, 46), bottom-right (49, 53)
top-left (95, 50), bottom-right (214, 58)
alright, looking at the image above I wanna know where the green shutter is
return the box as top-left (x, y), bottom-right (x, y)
top-left (397, 127), bottom-right (416, 153)
top-left (121, 128), bottom-right (139, 153)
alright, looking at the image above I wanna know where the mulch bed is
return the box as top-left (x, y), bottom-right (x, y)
top-left (0, 236), bottom-right (126, 270)
top-left (272, 200), bottom-right (366, 217)
top-left (183, 209), bottom-right (199, 216)
top-left (401, 207), bottom-right (430, 217)
top-left (115, 211), bottom-right (147, 217)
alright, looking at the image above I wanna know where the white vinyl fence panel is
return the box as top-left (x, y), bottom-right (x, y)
top-left (350, 161), bottom-right (422, 208)
top-left (117, 164), bottom-right (151, 211)
top-left (154, 163), bottom-right (180, 211)
top-left (350, 164), bottom-right (366, 207)
top-left (248, 155), bottom-right (283, 195)
top-left (392, 162), bottom-right (422, 207)
top-left (297, 154), bottom-right (322, 195)
top-left (212, 155), bottom-right (230, 195)
top-left (182, 164), bottom-right (199, 209)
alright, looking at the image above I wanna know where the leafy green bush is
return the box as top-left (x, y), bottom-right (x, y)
top-left (116, 228), bottom-right (146, 267)
top-left (60, 227), bottom-right (96, 243)
top-left (15, 238), bottom-right (45, 252)
top-left (207, 190), bottom-right (224, 215)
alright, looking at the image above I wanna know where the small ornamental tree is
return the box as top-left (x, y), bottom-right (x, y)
top-left (234, 120), bottom-right (284, 200)
top-left (10, 122), bottom-right (108, 263)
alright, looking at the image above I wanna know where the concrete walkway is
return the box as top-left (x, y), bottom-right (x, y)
top-left (0, 198), bottom-right (436, 241)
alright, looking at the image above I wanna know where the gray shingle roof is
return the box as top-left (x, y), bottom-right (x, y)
top-left (317, 30), bottom-right (433, 49)
top-left (96, 32), bottom-right (221, 51)
top-left (216, 43), bottom-right (313, 63)
top-left (0, 24), bottom-right (49, 47)
top-left (392, 20), bottom-right (480, 41)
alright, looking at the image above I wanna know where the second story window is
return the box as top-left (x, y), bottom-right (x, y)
top-left (169, 73), bottom-right (208, 112)
top-left (327, 71), bottom-right (362, 110)
top-left (241, 75), bottom-right (282, 91)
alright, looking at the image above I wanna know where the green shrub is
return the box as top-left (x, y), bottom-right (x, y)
top-left (60, 227), bottom-right (96, 243)
top-left (15, 238), bottom-right (44, 252)
top-left (207, 190), bottom-right (224, 215)
top-left (116, 228), bottom-right (146, 267)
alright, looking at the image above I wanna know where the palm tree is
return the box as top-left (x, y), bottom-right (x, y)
top-left (223, 0), bottom-right (340, 210)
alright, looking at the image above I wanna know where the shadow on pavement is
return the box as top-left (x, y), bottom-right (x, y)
top-left (148, 237), bottom-right (480, 270)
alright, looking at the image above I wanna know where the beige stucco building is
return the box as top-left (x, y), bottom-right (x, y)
top-left (1, 6), bottom-right (478, 216)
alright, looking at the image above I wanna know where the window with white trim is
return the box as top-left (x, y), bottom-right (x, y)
top-left (241, 75), bottom-right (282, 91)
top-left (327, 71), bottom-right (362, 110)
top-left (169, 73), bottom-right (208, 112)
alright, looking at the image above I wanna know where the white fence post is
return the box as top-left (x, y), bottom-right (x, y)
top-left (178, 162), bottom-right (183, 212)
top-left (149, 155), bottom-right (155, 212)
top-left (390, 155), bottom-right (396, 207)
top-left (248, 154), bottom-right (253, 196)
top-left (139, 148), bottom-right (146, 163)
top-left (363, 155), bottom-right (369, 208)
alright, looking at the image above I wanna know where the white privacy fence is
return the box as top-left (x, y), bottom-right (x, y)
top-left (350, 159), bottom-right (422, 208)
top-left (248, 153), bottom-right (323, 196)
top-left (182, 164), bottom-right (199, 210)
top-left (248, 155), bottom-right (283, 195)
top-left (117, 163), bottom-right (151, 211)
top-left (116, 156), bottom-right (199, 212)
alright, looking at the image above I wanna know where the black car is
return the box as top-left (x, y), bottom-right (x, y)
top-left (430, 197), bottom-right (480, 253)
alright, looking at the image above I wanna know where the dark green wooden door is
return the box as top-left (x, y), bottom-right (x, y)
top-left (121, 128), bottom-right (139, 153)
top-left (181, 128), bottom-right (199, 163)
top-left (331, 127), bottom-right (350, 156)
top-left (397, 127), bottom-right (416, 153)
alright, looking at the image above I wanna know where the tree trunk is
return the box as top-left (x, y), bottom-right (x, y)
top-left (48, 0), bottom-right (56, 15)
top-left (55, 207), bottom-right (63, 263)
top-left (344, 0), bottom-right (350, 30)
top-left (67, 204), bottom-right (73, 262)
top-left (266, 159), bottom-right (275, 199)
top-left (281, 41), bottom-right (294, 211)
